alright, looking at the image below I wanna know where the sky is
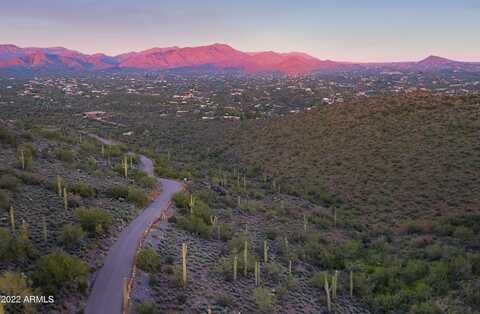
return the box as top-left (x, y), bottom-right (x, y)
top-left (0, 0), bottom-right (479, 62)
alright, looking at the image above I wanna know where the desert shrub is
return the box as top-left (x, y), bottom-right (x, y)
top-left (453, 226), bottom-right (474, 241)
top-left (402, 260), bottom-right (429, 285)
top-left (424, 243), bottom-right (444, 261)
top-left (0, 127), bottom-right (17, 146)
top-left (0, 228), bottom-right (13, 260)
top-left (449, 255), bottom-right (472, 280)
top-left (410, 301), bottom-right (443, 314)
top-left (61, 224), bottom-right (86, 247)
top-left (176, 215), bottom-right (212, 239)
top-left (310, 272), bottom-right (327, 289)
top-left (127, 187), bottom-right (149, 208)
top-left (0, 174), bottom-right (21, 191)
top-left (136, 301), bottom-right (157, 314)
top-left (17, 172), bottom-right (43, 185)
top-left (465, 280), bottom-right (480, 306)
top-left (70, 182), bottom-right (96, 198)
top-left (75, 207), bottom-right (112, 235)
top-left (0, 271), bottom-right (34, 313)
top-left (17, 143), bottom-right (36, 169)
top-left (253, 287), bottom-right (276, 313)
top-left (172, 191), bottom-right (189, 209)
top-left (264, 262), bottom-right (282, 281)
top-left (131, 170), bottom-right (157, 189)
top-left (110, 185), bottom-right (148, 208)
top-left (56, 148), bottom-right (76, 162)
top-left (303, 236), bottom-right (341, 268)
top-left (80, 140), bottom-right (97, 152)
top-left (107, 144), bottom-right (125, 157)
top-left (217, 223), bottom-right (234, 241)
top-left (136, 248), bottom-right (161, 273)
top-left (426, 261), bottom-right (450, 295)
top-left (110, 184), bottom-right (130, 199)
top-left (34, 251), bottom-right (88, 294)
top-left (0, 189), bottom-right (10, 209)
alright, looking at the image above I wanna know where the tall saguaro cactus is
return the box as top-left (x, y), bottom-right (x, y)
top-left (350, 270), bottom-right (354, 297)
top-left (9, 206), bottom-right (15, 232)
top-left (56, 176), bottom-right (63, 197)
top-left (324, 273), bottom-right (332, 312)
top-left (182, 243), bottom-right (188, 287)
top-left (254, 261), bottom-right (261, 286)
top-left (263, 240), bottom-right (269, 263)
top-left (123, 156), bottom-right (128, 179)
top-left (19, 148), bottom-right (25, 170)
top-left (243, 240), bottom-right (248, 277)
top-left (63, 187), bottom-right (68, 210)
top-left (233, 255), bottom-right (238, 281)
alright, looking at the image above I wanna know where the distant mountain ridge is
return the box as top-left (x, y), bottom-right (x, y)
top-left (1, 43), bottom-right (479, 74)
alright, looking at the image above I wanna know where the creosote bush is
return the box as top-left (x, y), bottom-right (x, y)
top-left (136, 247), bottom-right (161, 273)
top-left (75, 207), bottom-right (112, 235)
top-left (61, 224), bottom-right (86, 247)
top-left (34, 251), bottom-right (88, 294)
top-left (110, 185), bottom-right (149, 208)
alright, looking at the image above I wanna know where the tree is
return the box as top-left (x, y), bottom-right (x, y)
top-left (136, 248), bottom-right (161, 273)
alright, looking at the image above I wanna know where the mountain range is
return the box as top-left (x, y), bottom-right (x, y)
top-left (1, 43), bottom-right (479, 74)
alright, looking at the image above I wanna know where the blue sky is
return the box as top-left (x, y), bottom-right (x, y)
top-left (0, 0), bottom-right (479, 61)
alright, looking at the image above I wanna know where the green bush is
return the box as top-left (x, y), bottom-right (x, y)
top-left (136, 301), bottom-right (158, 314)
top-left (0, 271), bottom-right (34, 313)
top-left (127, 187), bottom-right (149, 208)
top-left (56, 148), bottom-right (76, 162)
top-left (465, 280), bottom-right (480, 306)
top-left (75, 207), bottom-right (112, 235)
top-left (410, 301), bottom-right (443, 314)
top-left (0, 228), bottom-right (13, 261)
top-left (110, 185), bottom-right (148, 208)
top-left (253, 287), bottom-right (276, 313)
top-left (110, 184), bottom-right (130, 199)
top-left (60, 224), bottom-right (86, 247)
top-left (136, 248), bottom-right (161, 273)
top-left (0, 127), bottom-right (17, 146)
top-left (70, 182), bottom-right (96, 198)
top-left (0, 189), bottom-right (10, 209)
top-left (172, 191), bottom-right (189, 209)
top-left (176, 215), bottom-right (212, 239)
top-left (0, 174), bottom-right (21, 191)
top-left (453, 226), bottom-right (475, 241)
top-left (34, 251), bottom-right (89, 294)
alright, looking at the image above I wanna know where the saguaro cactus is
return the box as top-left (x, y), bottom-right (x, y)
top-left (189, 195), bottom-right (195, 214)
top-left (63, 187), bottom-right (68, 210)
top-left (332, 271), bottom-right (338, 299)
top-left (233, 255), bottom-right (238, 281)
top-left (263, 240), bottom-right (269, 264)
top-left (350, 270), bottom-right (354, 297)
top-left (182, 243), bottom-right (188, 287)
top-left (123, 156), bottom-right (128, 179)
top-left (20, 219), bottom-right (29, 242)
top-left (324, 273), bottom-right (332, 312)
top-left (243, 240), bottom-right (248, 276)
top-left (303, 213), bottom-right (308, 233)
top-left (19, 148), bottom-right (25, 170)
top-left (56, 176), bottom-right (63, 196)
top-left (288, 260), bottom-right (292, 275)
top-left (9, 206), bottom-right (15, 232)
top-left (254, 261), bottom-right (261, 286)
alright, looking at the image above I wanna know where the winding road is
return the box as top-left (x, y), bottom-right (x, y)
top-left (85, 143), bottom-right (183, 313)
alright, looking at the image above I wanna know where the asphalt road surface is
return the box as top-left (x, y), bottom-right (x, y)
top-left (85, 155), bottom-right (183, 314)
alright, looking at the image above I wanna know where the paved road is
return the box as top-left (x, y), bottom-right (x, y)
top-left (85, 155), bottom-right (183, 314)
